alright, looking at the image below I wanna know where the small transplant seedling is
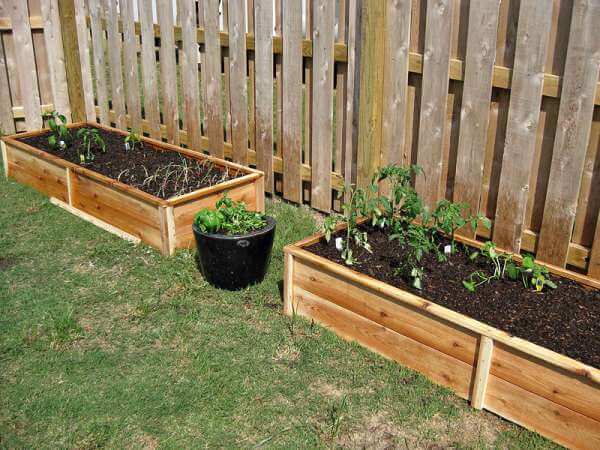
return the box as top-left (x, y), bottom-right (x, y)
top-left (44, 110), bottom-right (71, 150)
top-left (323, 185), bottom-right (371, 265)
top-left (124, 130), bottom-right (142, 151)
top-left (76, 128), bottom-right (106, 164)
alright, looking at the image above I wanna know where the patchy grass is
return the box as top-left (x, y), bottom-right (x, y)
top-left (0, 169), bottom-right (557, 449)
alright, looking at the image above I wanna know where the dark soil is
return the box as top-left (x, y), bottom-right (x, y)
top-left (19, 125), bottom-right (242, 199)
top-left (307, 224), bottom-right (600, 368)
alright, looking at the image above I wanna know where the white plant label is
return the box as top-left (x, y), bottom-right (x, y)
top-left (59, 140), bottom-right (66, 149)
top-left (335, 237), bottom-right (344, 251)
top-left (124, 142), bottom-right (130, 151)
top-left (444, 244), bottom-right (452, 255)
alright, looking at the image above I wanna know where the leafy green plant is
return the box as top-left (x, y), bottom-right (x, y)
top-left (432, 199), bottom-right (490, 252)
top-left (124, 130), bottom-right (142, 151)
top-left (323, 185), bottom-right (371, 265)
top-left (463, 243), bottom-right (557, 293)
top-left (44, 110), bottom-right (71, 150)
top-left (76, 127), bottom-right (106, 163)
top-left (194, 193), bottom-right (266, 235)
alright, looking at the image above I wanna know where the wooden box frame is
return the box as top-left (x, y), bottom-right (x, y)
top-left (284, 230), bottom-right (600, 450)
top-left (1, 122), bottom-right (265, 255)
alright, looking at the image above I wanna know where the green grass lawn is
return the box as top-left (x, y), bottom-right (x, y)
top-left (0, 167), bottom-right (557, 449)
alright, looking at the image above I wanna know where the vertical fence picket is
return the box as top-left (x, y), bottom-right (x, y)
top-left (414, 0), bottom-right (454, 209)
top-left (333, 0), bottom-right (347, 178)
top-left (0, 34), bottom-right (15, 134)
top-left (247, 0), bottom-right (256, 154)
top-left (138, 0), bottom-right (161, 138)
top-left (302, 0), bottom-right (311, 170)
top-left (254, 0), bottom-right (274, 192)
top-left (40, 0), bottom-right (71, 121)
top-left (203, 0), bottom-right (224, 157)
top-left (381, 0), bottom-right (411, 170)
top-left (590, 212), bottom-right (600, 278)
top-left (282, 0), bottom-right (303, 203)
top-left (453, 0), bottom-right (501, 237)
top-left (157, 0), bottom-right (180, 144)
top-left (180, 0), bottom-right (202, 151)
top-left (493, 0), bottom-right (553, 253)
top-left (105, 0), bottom-right (126, 129)
top-left (228, 0), bottom-right (248, 165)
top-left (73, 0), bottom-right (96, 122)
top-left (310, 0), bottom-right (335, 212)
top-left (120, 0), bottom-right (141, 133)
top-left (222, 1), bottom-right (232, 144)
top-left (89, 0), bottom-right (109, 125)
top-left (275, 0), bottom-right (283, 163)
top-left (9, 0), bottom-right (42, 130)
top-left (536, 0), bottom-right (600, 267)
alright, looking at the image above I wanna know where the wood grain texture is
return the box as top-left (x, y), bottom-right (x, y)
top-left (40, 0), bottom-right (71, 121)
top-left (281, 0), bottom-right (303, 203)
top-left (356, 0), bottom-right (385, 188)
top-left (310, 0), bottom-right (335, 212)
top-left (589, 211), bottom-right (600, 279)
top-left (414, 0), bottom-right (454, 209)
top-left (0, 29), bottom-right (15, 134)
top-left (253, 0), bottom-right (273, 193)
top-left (227, 0), bottom-right (249, 165)
top-left (72, 0), bottom-right (95, 121)
top-left (493, 0), bottom-right (553, 253)
top-left (202, 0), bottom-right (224, 157)
top-left (453, 0), bottom-right (500, 236)
top-left (343, 0), bottom-right (360, 199)
top-left (381, 0), bottom-right (411, 169)
top-left (138, 0), bottom-right (161, 138)
top-left (120, 0), bottom-right (142, 132)
top-left (471, 335), bottom-right (493, 409)
top-left (157, 0), bottom-right (180, 144)
top-left (536, 0), bottom-right (600, 267)
top-left (89, 0), bottom-right (109, 125)
top-left (180, 0), bottom-right (202, 151)
top-left (9, 0), bottom-right (42, 129)
top-left (333, 0), bottom-right (347, 177)
top-left (104, 0), bottom-right (126, 129)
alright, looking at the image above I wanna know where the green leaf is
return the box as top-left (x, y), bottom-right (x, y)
top-left (462, 280), bottom-right (475, 292)
top-left (506, 264), bottom-right (519, 280)
top-left (522, 256), bottom-right (535, 270)
top-left (544, 279), bottom-right (557, 289)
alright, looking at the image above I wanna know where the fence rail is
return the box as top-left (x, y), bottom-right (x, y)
top-left (1, 0), bottom-right (599, 282)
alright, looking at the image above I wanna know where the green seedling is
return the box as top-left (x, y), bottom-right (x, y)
top-left (44, 110), bottom-right (71, 150)
top-left (76, 127), bottom-right (106, 164)
top-left (124, 130), bottom-right (142, 151)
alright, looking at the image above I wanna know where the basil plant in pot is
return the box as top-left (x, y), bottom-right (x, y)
top-left (192, 194), bottom-right (276, 290)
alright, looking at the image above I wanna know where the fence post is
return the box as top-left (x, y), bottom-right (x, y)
top-left (355, 0), bottom-right (386, 188)
top-left (58, 0), bottom-right (86, 122)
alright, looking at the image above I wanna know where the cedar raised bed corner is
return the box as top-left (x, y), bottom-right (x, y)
top-left (0, 123), bottom-right (265, 256)
top-left (283, 230), bottom-right (600, 450)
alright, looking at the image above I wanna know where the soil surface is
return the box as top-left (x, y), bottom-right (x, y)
top-left (19, 125), bottom-right (242, 199)
top-left (307, 224), bottom-right (600, 368)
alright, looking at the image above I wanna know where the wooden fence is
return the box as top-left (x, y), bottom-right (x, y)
top-left (1, 0), bottom-right (599, 282)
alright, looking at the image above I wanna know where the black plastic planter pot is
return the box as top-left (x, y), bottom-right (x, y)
top-left (192, 217), bottom-right (276, 290)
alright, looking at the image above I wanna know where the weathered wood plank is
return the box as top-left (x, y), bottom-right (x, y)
top-left (0, 28), bottom-right (15, 134)
top-left (453, 0), bottom-right (500, 236)
top-left (589, 212), bottom-right (600, 279)
top-left (157, 0), bottom-right (180, 144)
top-left (105, 0), bottom-right (126, 129)
top-left (536, 0), bottom-right (600, 267)
top-left (381, 0), bottom-right (411, 169)
top-left (89, 0), bottom-right (109, 125)
top-left (414, 0), bottom-right (454, 209)
top-left (247, 0), bottom-right (256, 156)
top-left (343, 0), bottom-right (360, 199)
top-left (253, 0), bottom-right (273, 192)
top-left (40, 0), bottom-right (71, 121)
top-left (281, 0), bottom-right (303, 203)
top-left (180, 0), bottom-right (202, 151)
top-left (356, 0), bottom-right (386, 188)
top-left (120, 0), bottom-right (142, 132)
top-left (9, 0), bottom-right (42, 129)
top-left (227, 0), bottom-right (248, 165)
top-left (202, 0), bottom-right (224, 157)
top-left (138, 0), bottom-right (161, 138)
top-left (493, 0), bottom-right (553, 253)
top-left (310, 0), bottom-right (335, 212)
top-left (72, 0), bottom-right (95, 121)
top-left (334, 0), bottom-right (347, 178)
top-left (471, 335), bottom-right (493, 410)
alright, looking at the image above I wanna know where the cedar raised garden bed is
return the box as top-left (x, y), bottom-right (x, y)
top-left (284, 227), bottom-right (600, 450)
top-left (1, 122), bottom-right (264, 255)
